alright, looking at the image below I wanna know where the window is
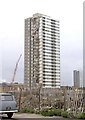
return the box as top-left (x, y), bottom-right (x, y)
top-left (43, 20), bottom-right (45, 22)
top-left (43, 74), bottom-right (56, 77)
top-left (43, 26), bottom-right (45, 28)
top-left (0, 95), bottom-right (13, 101)
top-left (43, 67), bottom-right (56, 70)
top-left (51, 22), bottom-right (56, 25)
top-left (43, 23), bottom-right (45, 25)
top-left (43, 77), bottom-right (57, 80)
top-left (43, 17), bottom-right (45, 19)
top-left (52, 84), bottom-right (56, 87)
top-left (43, 32), bottom-right (45, 34)
top-left (51, 25), bottom-right (56, 28)
top-left (51, 19), bottom-right (56, 22)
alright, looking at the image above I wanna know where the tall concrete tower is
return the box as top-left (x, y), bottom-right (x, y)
top-left (24, 13), bottom-right (60, 89)
top-left (73, 70), bottom-right (80, 88)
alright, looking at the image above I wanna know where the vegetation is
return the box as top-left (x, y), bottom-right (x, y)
top-left (61, 111), bottom-right (69, 118)
top-left (53, 109), bottom-right (62, 116)
top-left (40, 109), bottom-right (54, 116)
top-left (19, 107), bottom-right (85, 119)
top-left (40, 108), bottom-right (85, 119)
top-left (40, 108), bottom-right (63, 117)
top-left (75, 113), bottom-right (85, 119)
top-left (20, 108), bottom-right (34, 114)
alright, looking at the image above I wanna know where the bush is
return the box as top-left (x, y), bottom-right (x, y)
top-left (75, 113), bottom-right (85, 119)
top-left (40, 109), bottom-right (50, 116)
top-left (20, 108), bottom-right (34, 113)
top-left (47, 110), bottom-right (54, 116)
top-left (61, 111), bottom-right (69, 118)
top-left (40, 108), bottom-right (62, 117)
top-left (53, 109), bottom-right (62, 116)
top-left (68, 112), bottom-right (75, 118)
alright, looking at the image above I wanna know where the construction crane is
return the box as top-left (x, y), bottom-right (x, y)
top-left (11, 54), bottom-right (22, 84)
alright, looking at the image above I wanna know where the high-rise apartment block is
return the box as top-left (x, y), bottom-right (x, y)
top-left (24, 13), bottom-right (60, 89)
top-left (73, 70), bottom-right (80, 88)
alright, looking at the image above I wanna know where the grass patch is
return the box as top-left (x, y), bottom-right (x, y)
top-left (20, 108), bottom-right (34, 113)
top-left (40, 108), bottom-right (62, 117)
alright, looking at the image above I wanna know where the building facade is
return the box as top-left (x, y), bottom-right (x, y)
top-left (24, 13), bottom-right (60, 89)
top-left (73, 70), bottom-right (80, 88)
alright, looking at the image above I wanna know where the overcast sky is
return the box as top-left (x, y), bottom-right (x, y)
top-left (0, 0), bottom-right (83, 86)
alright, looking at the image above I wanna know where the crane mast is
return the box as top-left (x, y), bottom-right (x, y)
top-left (11, 54), bottom-right (22, 84)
